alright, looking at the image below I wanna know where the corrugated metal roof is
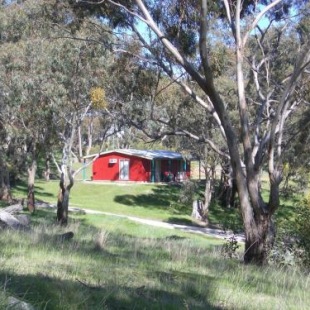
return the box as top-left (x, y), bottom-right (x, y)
top-left (84, 149), bottom-right (184, 160)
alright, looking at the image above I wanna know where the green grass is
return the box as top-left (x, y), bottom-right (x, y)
top-left (4, 177), bottom-right (310, 309)
top-left (12, 179), bottom-right (202, 226)
top-left (11, 174), bottom-right (304, 234)
top-left (0, 209), bottom-right (309, 309)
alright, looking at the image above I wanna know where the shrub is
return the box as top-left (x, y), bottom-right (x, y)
top-left (270, 193), bottom-right (310, 268)
top-left (295, 193), bottom-right (310, 266)
top-left (221, 235), bottom-right (240, 259)
top-left (268, 233), bottom-right (304, 267)
top-left (178, 179), bottom-right (200, 205)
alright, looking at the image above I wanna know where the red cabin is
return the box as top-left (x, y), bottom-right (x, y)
top-left (87, 149), bottom-right (190, 182)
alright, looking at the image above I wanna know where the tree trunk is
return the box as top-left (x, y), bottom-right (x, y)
top-left (192, 162), bottom-right (214, 223)
top-left (201, 165), bottom-right (215, 224)
top-left (0, 171), bottom-right (12, 202)
top-left (202, 177), bottom-right (211, 222)
top-left (240, 169), bottom-right (279, 265)
top-left (57, 187), bottom-right (70, 226)
top-left (44, 154), bottom-right (51, 182)
top-left (243, 213), bottom-right (275, 264)
top-left (57, 171), bottom-right (74, 226)
top-left (77, 125), bottom-right (83, 162)
top-left (85, 118), bottom-right (93, 156)
top-left (27, 159), bottom-right (37, 213)
top-left (218, 164), bottom-right (237, 208)
top-left (126, 0), bottom-right (287, 265)
top-left (0, 163), bottom-right (12, 202)
top-left (191, 199), bottom-right (204, 221)
top-left (27, 184), bottom-right (35, 213)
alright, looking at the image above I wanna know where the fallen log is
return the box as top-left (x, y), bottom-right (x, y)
top-left (2, 203), bottom-right (23, 214)
top-left (0, 211), bottom-right (30, 230)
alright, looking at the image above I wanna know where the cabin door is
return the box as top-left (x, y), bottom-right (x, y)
top-left (119, 159), bottom-right (129, 180)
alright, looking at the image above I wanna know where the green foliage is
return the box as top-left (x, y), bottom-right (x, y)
top-left (295, 193), bottom-right (310, 266)
top-left (268, 235), bottom-right (304, 268)
top-left (90, 86), bottom-right (107, 109)
top-left (268, 192), bottom-right (310, 268)
top-left (221, 235), bottom-right (241, 259)
top-left (0, 0), bottom-right (114, 180)
top-left (178, 179), bottom-right (200, 205)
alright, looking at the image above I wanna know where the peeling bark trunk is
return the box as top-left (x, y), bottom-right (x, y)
top-left (27, 159), bottom-right (37, 213)
top-left (57, 171), bottom-right (74, 226)
top-left (202, 177), bottom-right (211, 222)
top-left (192, 200), bottom-right (204, 221)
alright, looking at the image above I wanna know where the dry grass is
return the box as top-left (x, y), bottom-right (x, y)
top-left (0, 210), bottom-right (309, 309)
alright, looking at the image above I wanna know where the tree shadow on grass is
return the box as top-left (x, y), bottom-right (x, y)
top-left (12, 180), bottom-right (55, 199)
top-left (208, 203), bottom-right (243, 233)
top-left (114, 193), bottom-right (170, 208)
top-left (166, 216), bottom-right (205, 227)
top-left (0, 270), bottom-right (223, 310)
top-left (0, 213), bottom-right (224, 310)
top-left (114, 184), bottom-right (188, 213)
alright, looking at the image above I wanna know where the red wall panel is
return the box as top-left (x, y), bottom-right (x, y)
top-left (92, 152), bottom-right (150, 181)
top-left (92, 152), bottom-right (190, 182)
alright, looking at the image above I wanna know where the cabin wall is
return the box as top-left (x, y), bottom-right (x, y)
top-left (92, 152), bottom-right (190, 182)
top-left (92, 152), bottom-right (150, 181)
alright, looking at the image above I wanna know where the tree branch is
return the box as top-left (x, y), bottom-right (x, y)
top-left (52, 153), bottom-right (62, 174)
top-left (130, 23), bottom-right (227, 140)
top-left (107, 0), bottom-right (149, 25)
top-left (134, 0), bottom-right (208, 90)
top-left (268, 41), bottom-right (310, 181)
top-left (242, 0), bottom-right (283, 47)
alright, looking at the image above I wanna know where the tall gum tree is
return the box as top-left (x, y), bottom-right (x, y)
top-left (73, 0), bottom-right (310, 264)
top-left (0, 0), bottom-right (114, 218)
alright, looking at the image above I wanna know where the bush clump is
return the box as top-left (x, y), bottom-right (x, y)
top-left (178, 179), bottom-right (200, 205)
top-left (270, 193), bottom-right (310, 268)
top-left (295, 193), bottom-right (310, 267)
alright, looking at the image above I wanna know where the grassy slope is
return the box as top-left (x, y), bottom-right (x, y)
top-left (7, 176), bottom-right (309, 309)
top-left (12, 174), bottom-right (302, 232)
top-left (0, 209), bottom-right (309, 310)
top-left (12, 180), bottom-right (204, 226)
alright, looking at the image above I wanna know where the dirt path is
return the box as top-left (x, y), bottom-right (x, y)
top-left (70, 207), bottom-right (245, 242)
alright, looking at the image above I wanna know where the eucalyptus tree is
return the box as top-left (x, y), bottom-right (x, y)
top-left (47, 30), bottom-right (113, 224)
top-left (0, 1), bottom-right (114, 220)
top-left (103, 41), bottom-right (226, 221)
top-left (0, 1), bottom-right (80, 211)
top-left (0, 1), bottom-right (55, 206)
top-left (70, 0), bottom-right (310, 264)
